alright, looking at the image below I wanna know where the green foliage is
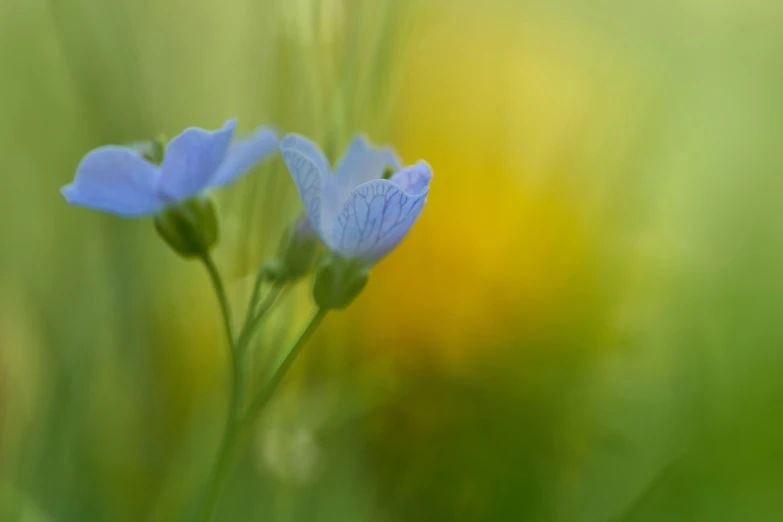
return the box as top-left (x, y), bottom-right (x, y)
top-left (1, 0), bottom-right (782, 521)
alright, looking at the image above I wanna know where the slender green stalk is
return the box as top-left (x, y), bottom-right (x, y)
top-left (238, 308), bottom-right (328, 430)
top-left (201, 255), bottom-right (235, 347)
top-left (201, 255), bottom-right (240, 420)
top-left (234, 280), bottom-right (287, 412)
top-left (251, 282), bottom-right (287, 324)
top-left (237, 280), bottom-right (286, 359)
top-left (197, 423), bottom-right (240, 522)
top-left (198, 254), bottom-right (240, 522)
top-left (196, 272), bottom-right (325, 522)
top-left (242, 266), bottom-right (268, 331)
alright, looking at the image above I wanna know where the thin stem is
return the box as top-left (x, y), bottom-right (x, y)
top-left (233, 281), bottom-right (287, 411)
top-left (236, 280), bottom-right (286, 360)
top-left (195, 307), bottom-right (327, 522)
top-left (242, 265), bottom-right (268, 331)
top-left (197, 425), bottom-right (239, 522)
top-left (238, 308), bottom-right (328, 430)
top-left (201, 254), bottom-right (235, 351)
top-left (251, 281), bottom-right (287, 327)
top-left (198, 254), bottom-right (240, 522)
top-left (201, 255), bottom-right (240, 420)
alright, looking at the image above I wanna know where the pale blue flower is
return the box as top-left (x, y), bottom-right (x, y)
top-left (280, 134), bottom-right (432, 263)
top-left (61, 119), bottom-right (277, 217)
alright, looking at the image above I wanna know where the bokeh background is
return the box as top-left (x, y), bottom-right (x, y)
top-left (2, 0), bottom-right (783, 520)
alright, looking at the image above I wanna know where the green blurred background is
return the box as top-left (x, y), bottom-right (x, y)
top-left (2, 0), bottom-right (783, 520)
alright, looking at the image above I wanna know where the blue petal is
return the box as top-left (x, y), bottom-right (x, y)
top-left (331, 179), bottom-right (429, 263)
top-left (389, 161), bottom-right (433, 195)
top-left (280, 134), bottom-right (341, 243)
top-left (158, 119), bottom-right (237, 202)
top-left (334, 135), bottom-right (402, 198)
top-left (61, 146), bottom-right (163, 217)
top-left (210, 125), bottom-right (278, 187)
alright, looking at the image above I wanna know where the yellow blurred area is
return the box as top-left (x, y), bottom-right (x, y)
top-left (337, 3), bottom-right (649, 365)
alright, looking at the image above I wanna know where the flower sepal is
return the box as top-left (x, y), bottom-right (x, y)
top-left (154, 196), bottom-right (219, 258)
top-left (312, 254), bottom-right (369, 310)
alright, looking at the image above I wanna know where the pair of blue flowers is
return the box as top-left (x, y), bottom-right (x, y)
top-left (61, 118), bottom-right (432, 264)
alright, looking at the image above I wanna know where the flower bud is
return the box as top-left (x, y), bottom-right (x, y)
top-left (263, 217), bottom-right (321, 284)
top-left (260, 258), bottom-right (287, 282)
top-left (281, 217), bottom-right (320, 280)
top-left (312, 255), bottom-right (369, 310)
top-left (154, 197), bottom-right (219, 258)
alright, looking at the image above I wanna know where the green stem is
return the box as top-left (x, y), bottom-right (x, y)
top-left (238, 308), bottom-right (328, 431)
top-left (251, 281), bottom-right (287, 327)
top-left (198, 254), bottom-right (241, 522)
top-left (196, 274), bottom-right (319, 522)
top-left (236, 281), bottom-right (286, 361)
top-left (201, 255), bottom-right (240, 420)
top-left (242, 265), bottom-right (268, 331)
top-left (201, 254), bottom-right (235, 348)
top-left (197, 424), bottom-right (239, 522)
top-left (232, 281), bottom-right (287, 414)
